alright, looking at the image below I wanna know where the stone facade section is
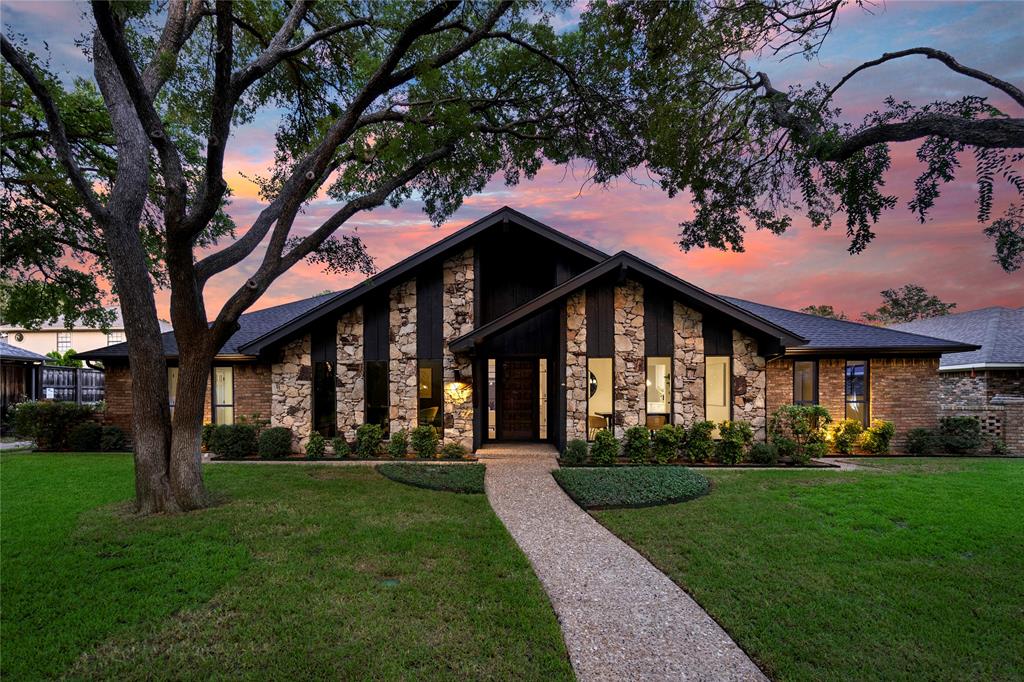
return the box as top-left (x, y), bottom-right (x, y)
top-left (272, 334), bottom-right (312, 451)
top-left (442, 248), bottom-right (474, 448)
top-left (336, 305), bottom-right (364, 440)
top-left (389, 279), bottom-right (417, 436)
top-left (672, 302), bottom-right (704, 427)
top-left (565, 290), bottom-right (588, 442)
top-left (613, 279), bottom-right (645, 438)
top-left (731, 330), bottom-right (766, 440)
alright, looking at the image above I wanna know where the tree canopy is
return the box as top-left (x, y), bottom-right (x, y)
top-left (862, 284), bottom-right (957, 325)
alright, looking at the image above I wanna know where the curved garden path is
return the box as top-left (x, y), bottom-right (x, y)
top-left (478, 444), bottom-right (766, 682)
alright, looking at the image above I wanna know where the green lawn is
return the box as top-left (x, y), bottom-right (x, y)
top-left (1, 453), bottom-right (572, 680)
top-left (596, 458), bottom-right (1024, 681)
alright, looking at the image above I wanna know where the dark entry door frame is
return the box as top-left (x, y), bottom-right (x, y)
top-left (495, 357), bottom-right (539, 441)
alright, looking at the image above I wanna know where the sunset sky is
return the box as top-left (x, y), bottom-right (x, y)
top-left (4, 1), bottom-right (1022, 321)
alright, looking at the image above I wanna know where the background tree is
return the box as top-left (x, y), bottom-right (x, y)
top-left (44, 349), bottom-right (84, 368)
top-left (799, 305), bottom-right (848, 320)
top-left (862, 284), bottom-right (957, 325)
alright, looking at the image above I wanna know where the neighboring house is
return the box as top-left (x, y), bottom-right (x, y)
top-left (0, 341), bottom-right (48, 427)
top-left (77, 207), bottom-right (975, 453)
top-left (0, 309), bottom-right (172, 357)
top-left (889, 307), bottom-right (1024, 403)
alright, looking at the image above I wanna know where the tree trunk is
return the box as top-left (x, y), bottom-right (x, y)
top-left (169, 344), bottom-right (213, 510)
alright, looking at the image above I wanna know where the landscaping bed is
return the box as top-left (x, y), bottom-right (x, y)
top-left (552, 466), bottom-right (710, 509)
top-left (210, 453), bottom-right (478, 463)
top-left (377, 463), bottom-right (486, 493)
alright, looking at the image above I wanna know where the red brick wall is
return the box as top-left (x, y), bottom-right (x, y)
top-left (766, 358), bottom-right (792, 418)
top-left (103, 362), bottom-right (134, 434)
top-left (233, 363), bottom-right (272, 421)
top-left (818, 359), bottom-right (846, 422)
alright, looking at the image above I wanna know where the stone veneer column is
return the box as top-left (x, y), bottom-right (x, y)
top-left (673, 302), bottom-right (705, 426)
top-left (732, 329), bottom-right (767, 440)
top-left (272, 334), bottom-right (312, 451)
top-left (613, 279), bottom-right (645, 438)
top-left (565, 290), bottom-right (588, 442)
top-left (389, 279), bottom-right (417, 436)
top-left (336, 305), bottom-right (364, 440)
top-left (442, 248), bottom-right (474, 448)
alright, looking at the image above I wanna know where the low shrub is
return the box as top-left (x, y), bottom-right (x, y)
top-left (651, 425), bottom-right (681, 465)
top-left (410, 425), bottom-right (439, 459)
top-left (985, 434), bottom-right (1009, 456)
top-left (305, 432), bottom-right (326, 460)
top-left (210, 423), bottom-right (257, 459)
top-left (770, 404), bottom-right (831, 445)
top-left (377, 463), bottom-right (485, 493)
top-left (715, 420), bottom-right (754, 465)
top-left (440, 442), bottom-right (468, 460)
top-left (201, 423), bottom-right (216, 451)
top-left (100, 426), bottom-right (129, 452)
top-left (590, 429), bottom-right (619, 466)
top-left (236, 413), bottom-right (270, 439)
top-left (9, 400), bottom-right (97, 450)
top-left (623, 425), bottom-right (650, 465)
top-left (68, 422), bottom-right (102, 451)
top-left (331, 437), bottom-right (350, 458)
top-left (905, 427), bottom-right (940, 455)
top-left (939, 416), bottom-right (983, 454)
top-left (804, 441), bottom-right (828, 461)
top-left (258, 427), bottom-right (293, 459)
top-left (562, 439), bottom-right (589, 466)
top-left (830, 419), bottom-right (864, 454)
top-left (860, 419), bottom-right (896, 455)
top-left (388, 429), bottom-right (409, 458)
top-left (552, 466), bottom-right (710, 509)
top-left (355, 423), bottom-right (385, 458)
top-left (685, 421), bottom-right (716, 463)
top-left (749, 441), bottom-right (779, 465)
top-left (774, 436), bottom-right (802, 464)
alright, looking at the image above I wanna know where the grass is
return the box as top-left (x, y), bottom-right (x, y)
top-left (552, 466), bottom-right (710, 509)
top-left (376, 463), bottom-right (485, 493)
top-left (1, 453), bottom-right (572, 680)
top-left (596, 458), bottom-right (1024, 681)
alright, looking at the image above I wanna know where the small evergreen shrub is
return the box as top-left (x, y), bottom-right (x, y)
top-left (590, 429), bottom-right (619, 466)
top-left (9, 401), bottom-right (97, 450)
top-left (905, 427), bottom-right (940, 455)
top-left (410, 425), bottom-right (439, 459)
top-left (305, 432), bottom-right (326, 459)
top-left (440, 442), bottom-right (468, 460)
top-left (100, 426), bottom-right (129, 452)
top-left (563, 439), bottom-right (589, 466)
top-left (258, 427), bottom-right (293, 459)
top-left (770, 404), bottom-right (831, 445)
top-left (985, 434), bottom-right (1009, 456)
top-left (860, 419), bottom-right (896, 455)
top-left (715, 420), bottom-right (754, 465)
top-left (685, 421), bottom-right (716, 463)
top-left (623, 425), bottom-right (651, 465)
top-left (210, 424), bottom-right (257, 459)
top-left (201, 423), bottom-right (216, 451)
top-left (237, 413), bottom-right (270, 439)
top-left (388, 429), bottom-right (409, 458)
top-left (749, 441), bottom-right (779, 465)
top-left (774, 436), bottom-right (802, 464)
top-left (68, 422), bottom-right (102, 451)
top-left (804, 441), bottom-right (828, 461)
top-left (355, 423), bottom-right (385, 458)
top-left (939, 416), bottom-right (983, 454)
top-left (332, 437), bottom-right (351, 458)
top-left (830, 419), bottom-right (864, 454)
top-left (651, 425), bottom-right (681, 465)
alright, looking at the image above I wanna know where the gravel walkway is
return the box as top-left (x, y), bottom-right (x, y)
top-left (479, 445), bottom-right (766, 681)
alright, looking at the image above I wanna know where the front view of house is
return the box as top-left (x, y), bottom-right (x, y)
top-left (80, 208), bottom-right (976, 453)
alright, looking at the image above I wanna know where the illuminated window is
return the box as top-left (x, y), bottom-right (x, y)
top-left (57, 332), bottom-right (71, 353)
top-left (587, 357), bottom-right (613, 440)
top-left (845, 360), bottom-right (869, 426)
top-left (645, 357), bottom-right (671, 427)
top-left (705, 356), bottom-right (731, 424)
top-left (418, 359), bottom-right (443, 432)
top-left (107, 331), bottom-right (125, 346)
top-left (793, 360), bottom-right (818, 405)
top-left (212, 366), bottom-right (234, 424)
top-left (538, 358), bottom-right (548, 440)
top-left (487, 359), bottom-right (496, 439)
top-left (168, 366), bottom-right (178, 414)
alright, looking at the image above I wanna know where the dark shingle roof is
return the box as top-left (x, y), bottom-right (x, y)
top-left (721, 297), bottom-right (979, 353)
top-left (0, 340), bottom-right (49, 362)
top-left (75, 291), bottom-right (340, 360)
top-left (888, 307), bottom-right (1024, 368)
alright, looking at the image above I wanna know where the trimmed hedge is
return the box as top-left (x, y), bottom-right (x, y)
top-left (100, 426), bottom-right (129, 452)
top-left (562, 439), bottom-right (588, 466)
top-left (9, 401), bottom-right (97, 450)
top-left (68, 422), bottom-right (103, 451)
top-left (552, 466), bottom-right (710, 509)
top-left (210, 424), bottom-right (257, 459)
top-left (376, 463), bottom-right (485, 493)
top-left (258, 427), bottom-right (293, 459)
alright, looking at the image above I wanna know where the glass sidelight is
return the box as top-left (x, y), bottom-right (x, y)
top-left (704, 355), bottom-right (731, 424)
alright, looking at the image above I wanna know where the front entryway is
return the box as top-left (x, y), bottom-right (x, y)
top-left (497, 359), bottom-right (537, 440)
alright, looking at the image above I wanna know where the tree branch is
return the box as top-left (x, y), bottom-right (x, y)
top-left (140, 0), bottom-right (208, 98)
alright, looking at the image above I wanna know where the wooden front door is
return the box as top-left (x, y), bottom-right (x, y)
top-left (498, 359), bottom-right (537, 440)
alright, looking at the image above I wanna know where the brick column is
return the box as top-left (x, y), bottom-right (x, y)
top-left (613, 279), bottom-right (645, 437)
top-left (673, 302), bottom-right (704, 427)
top-left (565, 290), bottom-right (588, 442)
top-left (442, 248), bottom-right (474, 448)
top-left (389, 279), bottom-right (417, 436)
top-left (336, 305), bottom-right (364, 440)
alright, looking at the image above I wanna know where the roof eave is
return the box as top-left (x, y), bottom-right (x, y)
top-left (784, 343), bottom-right (980, 356)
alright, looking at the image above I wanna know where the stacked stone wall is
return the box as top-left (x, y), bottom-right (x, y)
top-left (442, 249), bottom-right (474, 448)
top-left (565, 291), bottom-right (588, 442)
top-left (336, 305), bottom-right (364, 440)
top-left (731, 330), bottom-right (767, 440)
top-left (271, 335), bottom-right (312, 450)
top-left (613, 279), bottom-right (645, 437)
top-left (389, 280), bottom-right (417, 436)
top-left (672, 302), bottom-right (704, 426)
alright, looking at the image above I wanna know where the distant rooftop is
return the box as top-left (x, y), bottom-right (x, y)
top-left (0, 339), bottom-right (48, 362)
top-left (0, 308), bottom-right (172, 333)
top-left (889, 307), bottom-right (1024, 370)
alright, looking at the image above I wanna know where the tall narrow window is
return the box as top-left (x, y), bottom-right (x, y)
top-left (365, 361), bottom-right (388, 428)
top-left (845, 360), bottom-right (868, 425)
top-left (212, 366), bottom-right (234, 424)
top-left (418, 359), bottom-right (443, 431)
top-left (57, 332), bottom-right (71, 353)
top-left (538, 358), bottom-right (548, 440)
top-left (487, 358), bottom-right (496, 439)
top-left (646, 357), bottom-right (671, 429)
top-left (705, 356), bottom-right (731, 424)
top-left (793, 360), bottom-right (818, 405)
top-left (587, 357), bottom-right (613, 440)
top-left (168, 366), bottom-right (178, 415)
top-left (312, 325), bottom-right (337, 437)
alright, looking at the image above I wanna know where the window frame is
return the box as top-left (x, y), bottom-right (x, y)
top-left (792, 359), bottom-right (819, 406)
top-left (364, 359), bottom-right (389, 429)
top-left (704, 354), bottom-right (733, 424)
top-left (57, 331), bottom-right (71, 353)
top-left (844, 359), bottom-right (870, 426)
top-left (168, 366), bottom-right (178, 415)
top-left (644, 355), bottom-right (672, 427)
top-left (211, 365), bottom-right (235, 425)
top-left (585, 356), bottom-right (614, 442)
top-left (417, 358), bottom-right (444, 433)
top-left (106, 331), bottom-right (125, 346)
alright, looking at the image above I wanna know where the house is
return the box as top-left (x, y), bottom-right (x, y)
top-left (76, 207), bottom-right (977, 453)
top-left (1, 340), bottom-right (48, 429)
top-left (0, 309), bottom-right (172, 358)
